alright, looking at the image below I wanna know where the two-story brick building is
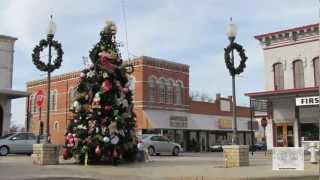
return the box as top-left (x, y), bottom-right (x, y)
top-left (27, 56), bottom-right (255, 151)
top-left (246, 23), bottom-right (320, 150)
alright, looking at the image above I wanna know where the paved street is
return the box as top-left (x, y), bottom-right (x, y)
top-left (0, 152), bottom-right (319, 180)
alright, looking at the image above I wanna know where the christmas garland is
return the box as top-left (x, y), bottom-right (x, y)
top-left (32, 39), bottom-right (64, 72)
top-left (224, 42), bottom-right (247, 76)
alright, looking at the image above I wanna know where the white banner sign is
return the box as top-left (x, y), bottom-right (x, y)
top-left (272, 147), bottom-right (304, 170)
top-left (295, 96), bottom-right (319, 106)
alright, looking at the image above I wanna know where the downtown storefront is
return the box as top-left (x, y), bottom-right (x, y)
top-left (246, 87), bottom-right (320, 150)
top-left (139, 109), bottom-right (255, 152)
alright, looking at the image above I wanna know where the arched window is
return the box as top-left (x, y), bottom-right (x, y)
top-left (53, 121), bottom-right (59, 131)
top-left (175, 81), bottom-right (183, 105)
top-left (293, 60), bottom-right (304, 88)
top-left (30, 94), bottom-right (36, 113)
top-left (313, 57), bottom-right (320, 86)
top-left (148, 77), bottom-right (157, 102)
top-left (49, 90), bottom-right (57, 111)
top-left (166, 80), bottom-right (174, 104)
top-left (159, 79), bottom-right (166, 103)
top-left (273, 63), bottom-right (284, 90)
top-left (68, 87), bottom-right (78, 109)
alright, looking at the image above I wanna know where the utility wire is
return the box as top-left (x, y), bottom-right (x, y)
top-left (121, 0), bottom-right (130, 62)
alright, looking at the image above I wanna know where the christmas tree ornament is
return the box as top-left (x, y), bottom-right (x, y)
top-left (111, 135), bottom-right (119, 145)
top-left (101, 80), bottom-right (112, 92)
top-left (103, 72), bottom-right (109, 78)
top-left (104, 105), bottom-right (112, 111)
top-left (103, 136), bottom-right (110, 143)
top-left (95, 146), bottom-right (102, 156)
top-left (80, 72), bottom-right (86, 78)
top-left (108, 121), bottom-right (118, 134)
top-left (62, 147), bottom-right (70, 160)
top-left (87, 70), bottom-right (95, 78)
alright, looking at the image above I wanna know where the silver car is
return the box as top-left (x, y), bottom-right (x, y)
top-left (138, 134), bottom-right (182, 156)
top-left (0, 132), bottom-right (39, 156)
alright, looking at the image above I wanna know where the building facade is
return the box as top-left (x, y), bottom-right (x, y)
top-left (27, 56), bottom-right (254, 151)
top-left (0, 35), bottom-right (29, 136)
top-left (246, 23), bottom-right (319, 150)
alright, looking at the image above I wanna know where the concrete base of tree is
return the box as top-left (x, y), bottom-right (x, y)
top-left (31, 144), bottom-right (59, 165)
top-left (223, 145), bottom-right (249, 168)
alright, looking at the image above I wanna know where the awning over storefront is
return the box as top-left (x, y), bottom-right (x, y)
top-left (142, 109), bottom-right (252, 131)
top-left (0, 89), bottom-right (29, 99)
top-left (245, 87), bottom-right (319, 100)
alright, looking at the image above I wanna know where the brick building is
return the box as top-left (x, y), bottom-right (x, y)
top-left (27, 56), bottom-right (255, 151)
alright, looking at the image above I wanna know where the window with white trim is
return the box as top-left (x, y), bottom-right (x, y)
top-left (148, 77), bottom-right (157, 102)
top-left (273, 63), bottom-right (284, 90)
top-left (293, 60), bottom-right (304, 88)
top-left (68, 87), bottom-right (78, 109)
top-left (166, 80), bottom-right (174, 104)
top-left (159, 79), bottom-right (166, 103)
top-left (175, 81), bottom-right (183, 105)
top-left (313, 57), bottom-right (320, 86)
top-left (49, 90), bottom-right (57, 111)
top-left (30, 94), bottom-right (37, 113)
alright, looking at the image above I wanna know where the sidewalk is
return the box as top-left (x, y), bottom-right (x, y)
top-left (0, 152), bottom-right (318, 180)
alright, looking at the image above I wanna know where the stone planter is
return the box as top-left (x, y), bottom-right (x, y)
top-left (223, 145), bottom-right (249, 168)
top-left (31, 144), bottom-right (59, 165)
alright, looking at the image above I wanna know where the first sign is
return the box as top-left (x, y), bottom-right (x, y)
top-left (296, 96), bottom-right (319, 106)
top-left (35, 90), bottom-right (45, 108)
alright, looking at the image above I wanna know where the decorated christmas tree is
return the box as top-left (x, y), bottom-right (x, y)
top-left (63, 21), bottom-right (138, 165)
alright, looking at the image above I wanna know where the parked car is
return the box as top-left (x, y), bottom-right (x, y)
top-left (250, 142), bottom-right (267, 151)
top-left (209, 144), bottom-right (223, 152)
top-left (0, 132), bottom-right (42, 156)
top-left (137, 134), bottom-right (182, 156)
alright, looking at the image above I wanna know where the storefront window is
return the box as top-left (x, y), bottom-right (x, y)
top-left (301, 123), bottom-right (319, 141)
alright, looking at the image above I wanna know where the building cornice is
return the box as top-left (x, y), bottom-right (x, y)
top-left (124, 56), bottom-right (189, 73)
top-left (254, 23), bottom-right (319, 49)
top-left (27, 71), bottom-right (80, 87)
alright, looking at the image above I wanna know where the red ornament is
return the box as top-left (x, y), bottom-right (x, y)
top-left (102, 80), bottom-right (112, 92)
top-left (63, 147), bottom-right (69, 160)
top-left (104, 105), bottom-right (112, 111)
top-left (112, 149), bottom-right (118, 158)
top-left (95, 146), bottom-right (102, 156)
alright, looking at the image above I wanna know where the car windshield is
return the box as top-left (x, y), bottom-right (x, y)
top-left (0, 133), bottom-right (14, 139)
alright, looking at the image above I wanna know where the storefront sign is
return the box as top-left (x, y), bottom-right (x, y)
top-left (169, 116), bottom-right (188, 128)
top-left (296, 96), bottom-right (319, 106)
top-left (272, 147), bottom-right (304, 170)
top-left (218, 119), bottom-right (232, 129)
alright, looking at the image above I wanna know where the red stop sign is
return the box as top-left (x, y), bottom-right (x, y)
top-left (35, 90), bottom-right (45, 108)
top-left (261, 117), bottom-right (268, 128)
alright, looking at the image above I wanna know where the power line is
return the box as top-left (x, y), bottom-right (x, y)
top-left (121, 0), bottom-right (130, 61)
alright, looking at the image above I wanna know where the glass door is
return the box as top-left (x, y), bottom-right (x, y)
top-left (275, 124), bottom-right (294, 147)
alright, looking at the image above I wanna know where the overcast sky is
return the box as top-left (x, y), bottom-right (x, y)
top-left (0, 0), bottom-right (319, 127)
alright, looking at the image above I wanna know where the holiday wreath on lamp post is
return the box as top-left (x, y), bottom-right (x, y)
top-left (32, 39), bottom-right (63, 72)
top-left (224, 42), bottom-right (247, 76)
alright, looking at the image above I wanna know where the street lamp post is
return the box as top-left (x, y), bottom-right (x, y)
top-left (32, 15), bottom-right (63, 143)
top-left (224, 18), bottom-right (247, 145)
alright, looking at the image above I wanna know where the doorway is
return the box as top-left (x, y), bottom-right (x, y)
top-left (199, 132), bottom-right (207, 152)
top-left (0, 105), bottom-right (3, 136)
top-left (275, 124), bottom-right (294, 147)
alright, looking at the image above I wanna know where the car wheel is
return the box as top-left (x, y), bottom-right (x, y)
top-left (172, 147), bottom-right (179, 156)
top-left (0, 146), bottom-right (9, 156)
top-left (148, 146), bottom-right (155, 156)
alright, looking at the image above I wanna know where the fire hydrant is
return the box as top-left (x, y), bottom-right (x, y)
top-left (309, 142), bottom-right (317, 164)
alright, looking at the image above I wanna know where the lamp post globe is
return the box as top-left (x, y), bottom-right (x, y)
top-left (226, 21), bottom-right (237, 39)
top-left (47, 15), bottom-right (56, 36)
